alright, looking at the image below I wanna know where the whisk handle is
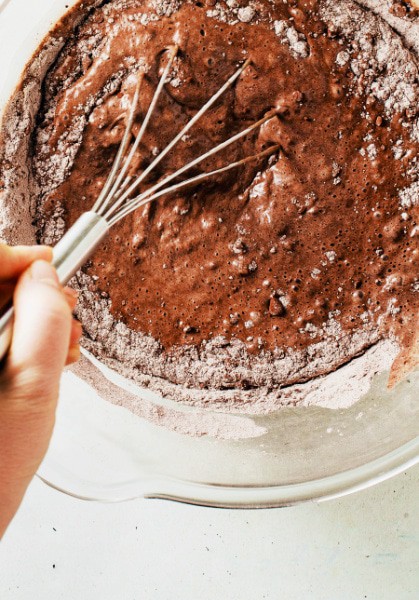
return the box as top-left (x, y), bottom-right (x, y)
top-left (0, 211), bottom-right (109, 363)
top-left (52, 211), bottom-right (109, 284)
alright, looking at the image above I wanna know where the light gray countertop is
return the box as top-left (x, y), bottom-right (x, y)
top-left (1, 465), bottom-right (418, 599)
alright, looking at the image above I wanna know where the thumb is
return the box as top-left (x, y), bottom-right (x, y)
top-left (6, 260), bottom-right (72, 404)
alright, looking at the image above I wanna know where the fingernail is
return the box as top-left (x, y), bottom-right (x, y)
top-left (29, 260), bottom-right (59, 287)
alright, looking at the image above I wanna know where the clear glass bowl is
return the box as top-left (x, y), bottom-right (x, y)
top-left (1, 0), bottom-right (418, 508)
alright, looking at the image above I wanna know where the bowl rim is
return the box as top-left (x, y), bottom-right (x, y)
top-left (2, 0), bottom-right (419, 509)
top-left (37, 434), bottom-right (419, 508)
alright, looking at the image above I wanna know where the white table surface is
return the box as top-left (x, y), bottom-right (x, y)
top-left (1, 465), bottom-right (418, 599)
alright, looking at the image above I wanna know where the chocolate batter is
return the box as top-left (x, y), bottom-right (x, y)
top-left (31, 0), bottom-right (418, 391)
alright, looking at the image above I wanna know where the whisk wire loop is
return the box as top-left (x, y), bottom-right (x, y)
top-left (102, 57), bottom-right (255, 221)
top-left (92, 75), bottom-right (143, 214)
top-left (110, 115), bottom-right (278, 225)
top-left (102, 46), bottom-right (179, 217)
top-left (95, 52), bottom-right (280, 226)
top-left (0, 56), bottom-right (280, 362)
top-left (113, 144), bottom-right (280, 224)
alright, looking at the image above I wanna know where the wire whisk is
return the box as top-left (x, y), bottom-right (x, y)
top-left (0, 46), bottom-right (279, 360)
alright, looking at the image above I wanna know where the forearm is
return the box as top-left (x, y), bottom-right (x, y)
top-left (0, 397), bottom-right (56, 538)
top-left (0, 476), bottom-right (28, 538)
top-left (0, 247), bottom-right (81, 537)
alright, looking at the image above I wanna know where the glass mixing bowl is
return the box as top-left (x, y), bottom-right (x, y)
top-left (0, 0), bottom-right (418, 507)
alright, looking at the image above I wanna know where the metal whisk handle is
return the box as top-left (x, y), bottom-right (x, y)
top-left (52, 212), bottom-right (109, 283)
top-left (0, 211), bottom-right (109, 363)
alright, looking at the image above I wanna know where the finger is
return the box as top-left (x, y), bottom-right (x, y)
top-left (6, 260), bottom-right (72, 406)
top-left (0, 244), bottom-right (52, 282)
top-left (63, 287), bottom-right (78, 312)
top-left (64, 321), bottom-right (82, 368)
top-left (69, 319), bottom-right (82, 347)
top-left (65, 345), bottom-right (81, 367)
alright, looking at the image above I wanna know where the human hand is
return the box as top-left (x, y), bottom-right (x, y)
top-left (0, 243), bottom-right (82, 537)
